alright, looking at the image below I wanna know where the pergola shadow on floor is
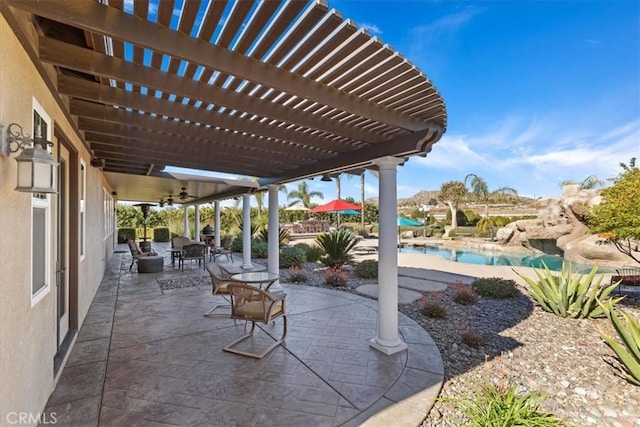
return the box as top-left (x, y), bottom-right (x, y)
top-left (44, 247), bottom-right (443, 426)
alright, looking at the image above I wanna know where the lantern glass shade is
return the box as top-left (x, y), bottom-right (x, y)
top-left (15, 146), bottom-right (57, 193)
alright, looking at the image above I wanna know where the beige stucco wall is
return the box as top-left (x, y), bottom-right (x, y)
top-left (0, 14), bottom-right (114, 423)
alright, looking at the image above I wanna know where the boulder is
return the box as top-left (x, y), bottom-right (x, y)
top-left (495, 227), bottom-right (514, 243)
top-left (564, 234), bottom-right (630, 266)
top-left (502, 185), bottom-right (636, 267)
top-left (515, 219), bottom-right (541, 232)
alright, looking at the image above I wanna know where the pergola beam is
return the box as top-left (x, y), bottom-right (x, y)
top-left (12, 0), bottom-right (429, 131)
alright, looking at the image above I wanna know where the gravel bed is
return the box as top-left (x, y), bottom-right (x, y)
top-left (278, 261), bottom-right (640, 426)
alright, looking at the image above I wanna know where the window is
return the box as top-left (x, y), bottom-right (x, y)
top-left (31, 99), bottom-right (52, 306)
top-left (79, 160), bottom-right (86, 259)
top-left (103, 188), bottom-right (115, 239)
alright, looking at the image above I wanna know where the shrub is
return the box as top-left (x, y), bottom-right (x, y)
top-left (444, 381), bottom-right (565, 426)
top-left (316, 229), bottom-right (359, 268)
top-left (280, 246), bottom-right (306, 268)
top-left (452, 282), bottom-right (477, 305)
top-left (251, 241), bottom-right (268, 259)
top-left (153, 227), bottom-right (170, 242)
top-left (472, 277), bottom-right (520, 299)
top-left (293, 242), bottom-right (311, 252)
top-left (117, 227), bottom-right (136, 243)
top-left (354, 260), bottom-right (378, 278)
top-left (356, 227), bottom-right (369, 238)
top-left (324, 267), bottom-right (348, 287)
top-left (421, 295), bottom-right (447, 319)
top-left (599, 302), bottom-right (640, 385)
top-left (305, 246), bottom-right (324, 263)
top-left (258, 227), bottom-right (290, 246)
top-left (462, 330), bottom-right (485, 348)
top-left (230, 236), bottom-right (243, 252)
top-left (288, 266), bottom-right (308, 283)
top-left (515, 262), bottom-right (623, 318)
top-left (293, 243), bottom-right (324, 263)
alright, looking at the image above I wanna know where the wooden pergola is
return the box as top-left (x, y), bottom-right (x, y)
top-left (3, 0), bottom-right (446, 202)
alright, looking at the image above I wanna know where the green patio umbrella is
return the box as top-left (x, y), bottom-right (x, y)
top-left (397, 216), bottom-right (422, 245)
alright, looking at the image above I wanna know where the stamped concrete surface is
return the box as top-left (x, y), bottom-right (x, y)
top-left (43, 245), bottom-right (444, 427)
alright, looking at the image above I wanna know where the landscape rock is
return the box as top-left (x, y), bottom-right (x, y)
top-left (504, 185), bottom-right (637, 266)
top-left (495, 227), bottom-right (514, 243)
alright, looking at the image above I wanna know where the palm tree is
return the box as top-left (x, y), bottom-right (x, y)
top-left (560, 175), bottom-right (605, 190)
top-left (287, 180), bottom-right (324, 208)
top-left (465, 174), bottom-right (518, 218)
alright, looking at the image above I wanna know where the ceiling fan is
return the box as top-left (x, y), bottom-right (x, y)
top-left (178, 187), bottom-right (198, 200)
top-left (159, 187), bottom-right (196, 207)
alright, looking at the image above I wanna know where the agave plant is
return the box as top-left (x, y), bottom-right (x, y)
top-left (515, 262), bottom-right (623, 318)
top-left (315, 229), bottom-right (359, 268)
top-left (599, 301), bottom-right (640, 385)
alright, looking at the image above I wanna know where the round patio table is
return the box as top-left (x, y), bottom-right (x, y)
top-left (229, 272), bottom-right (280, 291)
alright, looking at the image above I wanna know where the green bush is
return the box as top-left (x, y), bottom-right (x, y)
top-left (444, 381), bottom-right (565, 426)
top-left (153, 227), bottom-right (170, 242)
top-left (515, 262), bottom-right (623, 318)
top-left (230, 236), bottom-right (243, 252)
top-left (599, 302), bottom-right (640, 385)
top-left (305, 246), bottom-right (324, 263)
top-left (315, 229), bottom-right (359, 268)
top-left (354, 260), bottom-right (378, 278)
top-left (280, 246), bottom-right (306, 268)
top-left (472, 277), bottom-right (520, 299)
top-left (258, 227), bottom-right (290, 246)
top-left (293, 242), bottom-right (311, 255)
top-left (117, 227), bottom-right (136, 243)
top-left (252, 241), bottom-right (269, 259)
top-left (294, 243), bottom-right (324, 263)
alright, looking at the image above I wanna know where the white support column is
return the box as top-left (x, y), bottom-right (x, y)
top-left (214, 201), bottom-right (221, 248)
top-left (242, 193), bottom-right (253, 269)
top-left (194, 204), bottom-right (201, 241)
top-left (370, 156), bottom-right (407, 355)
top-left (267, 185), bottom-right (283, 292)
top-left (183, 206), bottom-right (190, 239)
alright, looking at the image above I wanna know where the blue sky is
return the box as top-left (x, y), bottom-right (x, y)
top-left (306, 0), bottom-right (639, 201)
top-left (168, 1), bottom-right (639, 204)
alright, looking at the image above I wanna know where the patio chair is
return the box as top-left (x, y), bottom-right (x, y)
top-left (223, 283), bottom-right (287, 359)
top-left (127, 240), bottom-right (157, 271)
top-left (203, 262), bottom-right (234, 317)
top-left (171, 236), bottom-right (191, 249)
top-left (213, 236), bottom-right (234, 262)
top-left (179, 243), bottom-right (207, 270)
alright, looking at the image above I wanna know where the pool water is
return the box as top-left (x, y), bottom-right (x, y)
top-left (399, 244), bottom-right (608, 273)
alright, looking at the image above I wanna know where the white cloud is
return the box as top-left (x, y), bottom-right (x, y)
top-left (360, 23), bottom-right (382, 35)
top-left (408, 6), bottom-right (483, 61)
top-left (411, 114), bottom-right (639, 196)
top-left (416, 135), bottom-right (488, 170)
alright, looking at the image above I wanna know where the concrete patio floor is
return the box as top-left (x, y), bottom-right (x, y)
top-left (43, 245), bottom-right (444, 426)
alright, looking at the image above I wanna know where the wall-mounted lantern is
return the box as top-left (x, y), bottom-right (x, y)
top-left (0, 123), bottom-right (57, 193)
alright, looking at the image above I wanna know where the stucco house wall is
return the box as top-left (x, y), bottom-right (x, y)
top-left (0, 14), bottom-right (114, 423)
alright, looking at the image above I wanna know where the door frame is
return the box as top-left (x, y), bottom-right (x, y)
top-left (53, 125), bottom-right (79, 375)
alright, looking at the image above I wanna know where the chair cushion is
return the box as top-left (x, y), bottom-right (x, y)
top-left (235, 301), bottom-right (283, 318)
top-left (137, 256), bottom-right (164, 273)
top-left (620, 275), bottom-right (640, 285)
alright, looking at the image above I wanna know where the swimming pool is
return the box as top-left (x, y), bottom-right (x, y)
top-left (399, 244), bottom-right (608, 272)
